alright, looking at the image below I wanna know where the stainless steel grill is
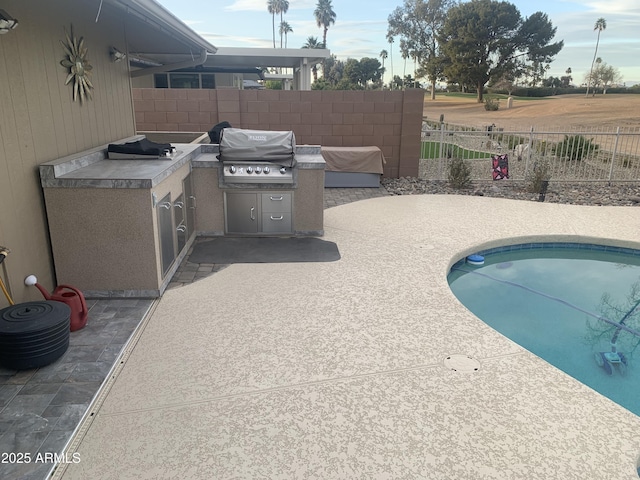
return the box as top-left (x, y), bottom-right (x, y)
top-left (218, 128), bottom-right (296, 185)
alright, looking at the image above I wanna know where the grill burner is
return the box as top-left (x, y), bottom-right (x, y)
top-left (218, 128), bottom-right (296, 185)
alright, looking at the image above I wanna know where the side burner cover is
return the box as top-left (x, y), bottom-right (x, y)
top-left (217, 128), bottom-right (296, 167)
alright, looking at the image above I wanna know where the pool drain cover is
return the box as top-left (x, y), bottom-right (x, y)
top-left (444, 354), bottom-right (480, 372)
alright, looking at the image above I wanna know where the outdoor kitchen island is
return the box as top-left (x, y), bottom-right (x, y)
top-left (40, 139), bottom-right (325, 299)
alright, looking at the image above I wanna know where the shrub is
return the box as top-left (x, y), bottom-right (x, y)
top-left (622, 157), bottom-right (635, 168)
top-left (536, 140), bottom-right (551, 156)
top-left (447, 157), bottom-right (472, 189)
top-left (505, 134), bottom-right (528, 150)
top-left (553, 135), bottom-right (599, 161)
top-left (525, 160), bottom-right (552, 194)
top-left (484, 97), bottom-right (500, 111)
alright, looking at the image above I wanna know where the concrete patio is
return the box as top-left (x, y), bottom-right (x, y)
top-left (53, 194), bottom-right (640, 479)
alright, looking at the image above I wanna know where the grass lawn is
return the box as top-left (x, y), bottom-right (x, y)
top-left (437, 92), bottom-right (549, 102)
top-left (421, 141), bottom-right (492, 160)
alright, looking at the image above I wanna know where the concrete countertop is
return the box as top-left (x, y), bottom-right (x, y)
top-left (40, 143), bottom-right (201, 189)
top-left (40, 142), bottom-right (325, 189)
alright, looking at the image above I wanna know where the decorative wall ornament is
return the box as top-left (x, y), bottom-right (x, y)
top-left (0, 8), bottom-right (19, 33)
top-left (60, 25), bottom-right (93, 103)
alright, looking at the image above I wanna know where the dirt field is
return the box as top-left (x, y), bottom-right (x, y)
top-left (423, 94), bottom-right (640, 131)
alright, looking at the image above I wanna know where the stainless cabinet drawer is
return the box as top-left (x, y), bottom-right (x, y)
top-left (261, 212), bottom-right (292, 233)
top-left (261, 193), bottom-right (291, 213)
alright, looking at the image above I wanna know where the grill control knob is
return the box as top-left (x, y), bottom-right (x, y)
top-left (255, 166), bottom-right (262, 174)
top-left (247, 166), bottom-right (253, 174)
top-left (280, 167), bottom-right (287, 174)
top-left (229, 165), bottom-right (236, 174)
top-left (263, 166), bottom-right (271, 174)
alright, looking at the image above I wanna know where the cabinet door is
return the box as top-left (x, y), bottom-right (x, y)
top-left (183, 173), bottom-right (196, 240)
top-left (157, 193), bottom-right (175, 276)
top-left (225, 193), bottom-right (258, 234)
top-left (174, 193), bottom-right (187, 253)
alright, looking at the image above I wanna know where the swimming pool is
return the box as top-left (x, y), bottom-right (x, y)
top-left (448, 242), bottom-right (640, 417)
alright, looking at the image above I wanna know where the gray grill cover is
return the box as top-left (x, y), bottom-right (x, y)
top-left (218, 128), bottom-right (296, 166)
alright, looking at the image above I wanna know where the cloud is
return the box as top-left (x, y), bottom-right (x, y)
top-left (201, 34), bottom-right (274, 49)
top-left (577, 0), bottom-right (640, 15)
top-left (224, 0), bottom-right (266, 12)
top-left (226, 0), bottom-right (317, 12)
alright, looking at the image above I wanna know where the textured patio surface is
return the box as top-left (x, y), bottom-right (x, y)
top-left (58, 195), bottom-right (640, 479)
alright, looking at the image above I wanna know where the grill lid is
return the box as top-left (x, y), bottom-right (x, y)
top-left (217, 128), bottom-right (296, 167)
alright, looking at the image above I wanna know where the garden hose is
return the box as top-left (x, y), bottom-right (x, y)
top-left (0, 246), bottom-right (14, 305)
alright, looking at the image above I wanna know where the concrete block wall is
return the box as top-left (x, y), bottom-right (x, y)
top-left (133, 88), bottom-right (425, 178)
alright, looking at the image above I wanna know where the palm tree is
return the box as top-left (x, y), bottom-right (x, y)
top-left (592, 57), bottom-right (603, 96)
top-left (586, 17), bottom-right (606, 97)
top-left (387, 36), bottom-right (394, 89)
top-left (302, 36), bottom-right (323, 49)
top-left (279, 21), bottom-right (293, 48)
top-left (314, 0), bottom-right (336, 48)
top-left (277, 0), bottom-right (289, 48)
top-left (267, 0), bottom-right (277, 48)
top-left (302, 36), bottom-right (323, 82)
top-left (379, 49), bottom-right (388, 86)
top-left (400, 42), bottom-right (409, 90)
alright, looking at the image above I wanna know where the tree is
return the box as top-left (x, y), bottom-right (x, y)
top-left (387, 0), bottom-right (455, 100)
top-left (543, 76), bottom-right (562, 94)
top-left (598, 63), bottom-right (623, 94)
top-left (390, 75), bottom-right (404, 90)
top-left (400, 41), bottom-right (409, 89)
top-left (343, 58), bottom-right (383, 89)
top-left (586, 60), bottom-right (623, 95)
top-left (279, 21), bottom-right (293, 48)
top-left (491, 73), bottom-right (517, 95)
top-left (314, 0), bottom-right (336, 48)
top-left (404, 74), bottom-right (420, 89)
top-left (302, 36), bottom-right (323, 82)
top-left (586, 17), bottom-right (606, 97)
top-left (275, 0), bottom-right (290, 48)
top-left (267, 0), bottom-right (277, 48)
top-left (585, 57), bottom-right (602, 94)
top-left (379, 49), bottom-right (388, 85)
top-left (387, 36), bottom-right (395, 89)
top-left (560, 67), bottom-right (573, 87)
top-left (322, 55), bottom-right (344, 87)
top-left (438, 0), bottom-right (563, 102)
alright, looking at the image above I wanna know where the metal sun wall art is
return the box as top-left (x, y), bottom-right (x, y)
top-left (60, 25), bottom-right (93, 103)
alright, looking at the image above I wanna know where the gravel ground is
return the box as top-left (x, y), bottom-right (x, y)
top-left (382, 178), bottom-right (640, 207)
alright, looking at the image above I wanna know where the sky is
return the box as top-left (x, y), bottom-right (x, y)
top-left (154, 0), bottom-right (640, 86)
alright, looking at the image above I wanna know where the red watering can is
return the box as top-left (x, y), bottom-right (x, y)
top-left (25, 275), bottom-right (88, 332)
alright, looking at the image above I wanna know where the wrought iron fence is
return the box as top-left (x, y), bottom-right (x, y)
top-left (419, 121), bottom-right (640, 183)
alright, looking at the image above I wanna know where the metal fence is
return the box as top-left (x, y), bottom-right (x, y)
top-left (419, 121), bottom-right (640, 183)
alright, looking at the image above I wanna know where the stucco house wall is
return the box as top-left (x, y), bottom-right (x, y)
top-left (0, 0), bottom-right (216, 306)
top-left (0, 0), bottom-right (138, 306)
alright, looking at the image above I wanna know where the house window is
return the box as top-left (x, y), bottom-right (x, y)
top-left (170, 73), bottom-right (200, 89)
top-left (201, 74), bottom-right (215, 89)
top-left (154, 74), bottom-right (169, 88)
top-left (153, 73), bottom-right (217, 89)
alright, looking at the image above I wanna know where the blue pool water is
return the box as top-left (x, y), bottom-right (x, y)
top-left (448, 243), bottom-right (640, 417)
